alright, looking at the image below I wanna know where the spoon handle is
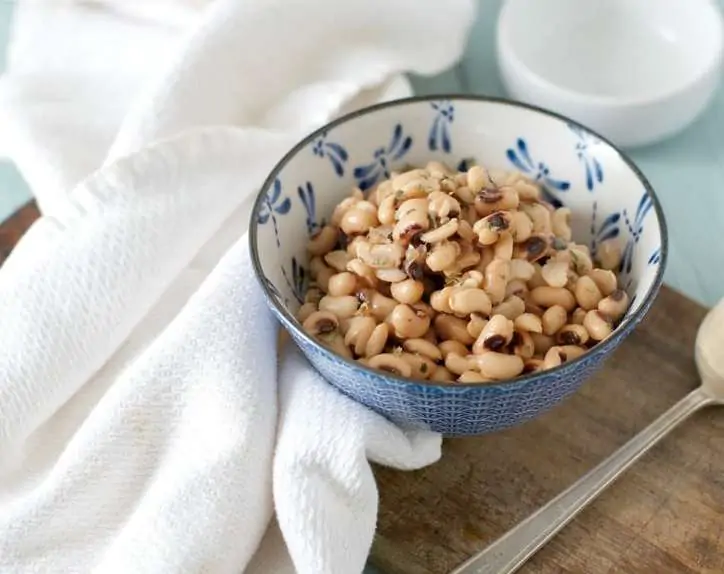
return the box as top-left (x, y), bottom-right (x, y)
top-left (450, 387), bottom-right (713, 574)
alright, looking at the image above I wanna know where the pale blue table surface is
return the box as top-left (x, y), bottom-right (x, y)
top-left (0, 2), bottom-right (723, 571)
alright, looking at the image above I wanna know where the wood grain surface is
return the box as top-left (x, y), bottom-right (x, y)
top-left (2, 203), bottom-right (721, 574)
top-left (371, 287), bottom-right (724, 574)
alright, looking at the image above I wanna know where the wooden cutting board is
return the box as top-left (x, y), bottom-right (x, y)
top-left (2, 203), bottom-right (722, 574)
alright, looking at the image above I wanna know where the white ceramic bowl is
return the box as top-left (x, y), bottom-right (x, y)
top-left (497, 0), bottom-right (724, 147)
top-left (249, 96), bottom-right (668, 436)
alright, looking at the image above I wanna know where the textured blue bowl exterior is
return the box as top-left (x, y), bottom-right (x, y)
top-left (250, 95), bottom-right (668, 437)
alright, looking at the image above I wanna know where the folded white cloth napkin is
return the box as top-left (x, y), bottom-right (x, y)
top-left (0, 0), bottom-right (475, 572)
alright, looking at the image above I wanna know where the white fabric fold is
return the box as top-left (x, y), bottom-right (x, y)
top-left (0, 0), bottom-right (475, 571)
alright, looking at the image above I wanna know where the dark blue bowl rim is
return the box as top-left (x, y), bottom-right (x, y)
top-left (248, 94), bottom-right (669, 390)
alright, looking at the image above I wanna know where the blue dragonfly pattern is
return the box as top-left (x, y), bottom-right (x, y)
top-left (589, 201), bottom-right (621, 257)
top-left (297, 181), bottom-right (323, 236)
top-left (257, 178), bottom-right (291, 247)
top-left (648, 246), bottom-right (662, 266)
top-left (428, 100), bottom-right (454, 153)
top-left (620, 192), bottom-right (654, 275)
top-left (506, 138), bottom-right (570, 208)
top-left (312, 131), bottom-right (349, 177)
top-left (282, 256), bottom-right (307, 305)
top-left (353, 124), bottom-right (413, 190)
top-left (569, 123), bottom-right (604, 191)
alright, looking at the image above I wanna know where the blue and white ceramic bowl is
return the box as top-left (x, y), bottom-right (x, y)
top-left (249, 96), bottom-right (667, 436)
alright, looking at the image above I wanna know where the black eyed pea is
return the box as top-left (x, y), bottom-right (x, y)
top-left (428, 191), bottom-right (461, 220)
top-left (509, 258), bottom-right (536, 281)
top-left (541, 260), bottom-right (569, 288)
top-left (426, 160), bottom-right (454, 178)
top-left (327, 272), bottom-right (358, 297)
top-left (474, 187), bottom-right (519, 217)
top-left (421, 219), bottom-right (460, 244)
top-left (296, 302), bottom-right (318, 324)
top-left (458, 370), bottom-right (492, 383)
top-left (514, 312), bottom-right (543, 333)
top-left (571, 307), bottom-right (587, 325)
top-left (545, 345), bottom-right (587, 369)
top-left (346, 258), bottom-right (378, 288)
top-left (430, 366), bottom-right (456, 382)
top-left (531, 332), bottom-right (555, 355)
top-left (456, 219), bottom-right (476, 242)
top-left (449, 287), bottom-right (493, 317)
top-left (472, 352), bottom-right (525, 380)
top-left (551, 207), bottom-right (572, 241)
top-left (514, 234), bottom-right (551, 263)
top-left (557, 345), bottom-right (587, 360)
top-left (531, 286), bottom-right (577, 312)
top-left (595, 238), bottom-right (622, 271)
top-left (357, 242), bottom-right (404, 269)
top-left (510, 210), bottom-right (533, 243)
top-left (358, 289), bottom-right (397, 322)
top-left (447, 243), bottom-right (481, 276)
top-left (307, 225), bottom-right (339, 256)
top-left (302, 310), bottom-right (339, 337)
top-left (598, 289), bottom-right (630, 321)
top-left (439, 339), bottom-right (470, 360)
top-left (400, 353), bottom-right (436, 379)
top-left (512, 329), bottom-right (535, 359)
top-left (543, 346), bottom-right (564, 370)
top-left (583, 309), bottom-right (613, 341)
top-left (523, 358), bottom-right (545, 373)
top-left (377, 195), bottom-right (397, 226)
top-left (587, 268), bottom-right (618, 297)
top-left (434, 314), bottom-right (475, 346)
top-left (523, 293), bottom-right (547, 317)
top-left (430, 286), bottom-right (456, 314)
top-left (460, 269), bottom-right (485, 289)
top-left (388, 304), bottom-right (431, 339)
top-left (396, 197), bottom-right (428, 221)
top-left (505, 279), bottom-right (529, 299)
top-left (445, 352), bottom-right (475, 376)
top-left (484, 258), bottom-right (511, 305)
top-left (494, 231), bottom-right (514, 260)
top-left (513, 180), bottom-right (541, 202)
top-left (393, 211), bottom-right (429, 243)
top-left (402, 338), bottom-right (443, 361)
top-left (541, 304), bottom-right (568, 335)
top-left (473, 314), bottom-right (514, 354)
top-left (392, 168), bottom-right (428, 190)
top-left (340, 205), bottom-right (378, 235)
top-left (569, 244), bottom-right (594, 275)
top-left (318, 295), bottom-right (360, 320)
top-left (466, 313), bottom-right (489, 340)
top-left (473, 211), bottom-right (511, 245)
top-left (324, 250), bottom-right (353, 272)
top-left (426, 241), bottom-right (460, 272)
top-left (467, 165), bottom-right (493, 193)
top-left (375, 268), bottom-right (408, 283)
top-left (492, 295), bottom-right (526, 320)
top-left (368, 353), bottom-right (413, 378)
top-left (556, 324), bottom-right (590, 346)
top-left (398, 179), bottom-right (432, 199)
top-left (520, 202), bottom-right (552, 234)
top-left (574, 275), bottom-right (604, 311)
top-left (390, 278), bottom-right (425, 305)
top-left (411, 300), bottom-right (436, 321)
top-left (454, 185), bottom-right (476, 205)
top-left (364, 323), bottom-right (390, 357)
top-left (370, 180), bottom-right (393, 207)
top-left (344, 316), bottom-right (377, 356)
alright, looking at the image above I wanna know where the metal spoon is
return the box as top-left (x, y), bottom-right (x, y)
top-left (451, 297), bottom-right (724, 574)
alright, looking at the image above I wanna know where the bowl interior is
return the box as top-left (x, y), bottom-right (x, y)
top-left (251, 97), bottom-right (665, 352)
top-left (499, 0), bottom-right (723, 100)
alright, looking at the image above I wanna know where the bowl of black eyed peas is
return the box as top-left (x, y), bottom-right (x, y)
top-left (250, 95), bottom-right (668, 436)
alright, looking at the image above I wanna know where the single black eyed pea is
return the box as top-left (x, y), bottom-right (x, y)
top-left (449, 287), bottom-right (493, 317)
top-left (587, 268), bottom-right (618, 297)
top-left (531, 332), bottom-right (555, 355)
top-left (324, 250), bottom-right (353, 272)
top-left (541, 260), bottom-right (569, 288)
top-left (521, 202), bottom-right (552, 234)
top-left (530, 286), bottom-right (577, 312)
top-left (307, 225), bottom-right (339, 256)
top-left (445, 352), bottom-right (475, 376)
top-left (428, 192), bottom-right (461, 220)
top-left (344, 316), bottom-right (377, 356)
top-left (364, 323), bottom-right (389, 358)
top-left (474, 187), bottom-right (519, 217)
top-left (574, 275), bottom-right (604, 311)
top-left (514, 312), bottom-right (543, 334)
top-left (571, 307), bottom-right (587, 325)
top-left (402, 338), bottom-right (442, 361)
top-left (454, 185), bottom-right (476, 205)
top-left (327, 272), bottom-right (358, 297)
top-left (467, 313), bottom-right (489, 340)
top-left (392, 168), bottom-right (428, 190)
top-left (473, 314), bottom-right (513, 354)
top-left (434, 314), bottom-right (475, 346)
top-left (569, 244), bottom-right (594, 275)
top-left (543, 346), bottom-right (563, 370)
top-left (598, 289), bottom-right (630, 321)
top-left (421, 219), bottom-right (460, 244)
top-left (347, 258), bottom-right (378, 288)
top-left (556, 324), bottom-right (590, 346)
top-left (551, 207), bottom-right (572, 241)
top-left (400, 353), bottom-right (437, 379)
top-left (523, 358), bottom-right (545, 373)
top-left (509, 258), bottom-right (536, 281)
top-left (492, 295), bottom-right (526, 320)
top-left (458, 370), bottom-right (492, 383)
top-left (494, 231), bottom-right (514, 260)
top-left (472, 352), bottom-right (524, 380)
top-left (361, 290), bottom-right (397, 322)
top-left (430, 366), bottom-right (455, 382)
top-left (368, 353), bottom-right (413, 378)
top-left (545, 344), bottom-right (587, 369)
top-left (430, 286), bottom-right (456, 314)
top-left (514, 234), bottom-right (551, 263)
top-left (439, 339), bottom-right (470, 359)
top-left (473, 211), bottom-right (511, 245)
top-left (318, 295), bottom-right (360, 320)
top-left (510, 210), bottom-right (533, 243)
top-left (375, 268), bottom-right (408, 283)
top-left (357, 242), bottom-right (405, 269)
top-left (393, 211), bottom-right (429, 243)
top-left (296, 302), bottom-right (318, 324)
top-left (513, 179), bottom-right (541, 202)
top-left (340, 206), bottom-right (378, 235)
top-left (467, 165), bottom-right (493, 192)
top-left (583, 309), bottom-right (613, 341)
top-left (595, 238), bottom-right (622, 271)
top-left (388, 304), bottom-right (431, 339)
top-left (460, 269), bottom-right (485, 289)
top-left (390, 279), bottom-right (425, 305)
top-left (377, 195), bottom-right (397, 226)
top-left (302, 310), bottom-right (339, 337)
top-left (426, 241), bottom-right (460, 272)
top-left (541, 304), bottom-right (568, 336)
top-left (484, 258), bottom-right (511, 305)
top-left (512, 329), bottom-right (535, 359)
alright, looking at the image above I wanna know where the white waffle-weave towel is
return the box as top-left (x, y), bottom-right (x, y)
top-left (0, 0), bottom-right (476, 572)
